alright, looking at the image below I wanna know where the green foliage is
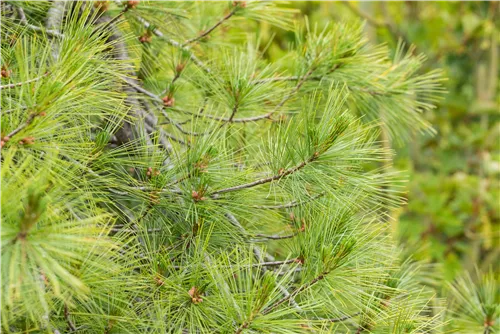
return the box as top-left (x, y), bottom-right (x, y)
top-left (0, 1), bottom-right (461, 333)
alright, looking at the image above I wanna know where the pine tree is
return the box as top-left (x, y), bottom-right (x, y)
top-left (1, 1), bottom-right (448, 333)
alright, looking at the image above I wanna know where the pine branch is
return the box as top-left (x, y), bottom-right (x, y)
top-left (99, 6), bottom-right (130, 32)
top-left (343, 2), bottom-right (410, 47)
top-left (262, 271), bottom-right (329, 315)
top-left (253, 232), bottom-right (298, 240)
top-left (273, 66), bottom-right (318, 110)
top-left (0, 73), bottom-right (49, 90)
top-left (15, 6), bottom-right (65, 38)
top-left (211, 153), bottom-right (319, 195)
top-left (250, 259), bottom-right (297, 267)
top-left (172, 107), bottom-right (273, 123)
top-left (182, 6), bottom-right (239, 46)
top-left (342, 2), bottom-right (385, 28)
top-left (64, 304), bottom-right (77, 332)
top-left (45, 0), bottom-right (66, 60)
top-left (133, 15), bottom-right (211, 73)
top-left (251, 192), bottom-right (325, 209)
top-left (5, 112), bottom-right (37, 138)
top-left (225, 213), bottom-right (302, 330)
top-left (327, 312), bottom-right (360, 323)
top-left (252, 247), bottom-right (302, 312)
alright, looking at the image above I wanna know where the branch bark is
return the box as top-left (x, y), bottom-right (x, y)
top-left (211, 153), bottom-right (319, 196)
top-left (182, 7), bottom-right (238, 46)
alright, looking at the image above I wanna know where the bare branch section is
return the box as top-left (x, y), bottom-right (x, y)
top-left (0, 72), bottom-right (49, 90)
top-left (46, 0), bottom-right (66, 60)
top-left (182, 6), bottom-right (238, 46)
top-left (64, 304), bottom-right (77, 332)
top-left (253, 232), bottom-right (298, 240)
top-left (16, 6), bottom-right (65, 38)
top-left (211, 153), bottom-right (319, 195)
top-left (96, 14), bottom-right (148, 144)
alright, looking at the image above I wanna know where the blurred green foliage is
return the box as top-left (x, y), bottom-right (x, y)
top-left (259, 1), bottom-right (499, 283)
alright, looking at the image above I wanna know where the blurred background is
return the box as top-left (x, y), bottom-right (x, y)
top-left (256, 1), bottom-right (499, 285)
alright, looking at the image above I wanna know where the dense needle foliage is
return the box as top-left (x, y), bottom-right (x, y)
top-left (2, 1), bottom-right (486, 333)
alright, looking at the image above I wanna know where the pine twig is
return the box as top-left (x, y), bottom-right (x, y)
top-left (250, 259), bottom-right (297, 268)
top-left (171, 107), bottom-right (273, 123)
top-left (133, 15), bottom-right (211, 73)
top-left (99, 6), bottom-right (130, 32)
top-left (253, 233), bottom-right (298, 240)
top-left (0, 73), bottom-right (49, 90)
top-left (211, 153), bottom-right (319, 195)
top-left (6, 113), bottom-right (37, 138)
top-left (182, 6), bottom-right (238, 46)
top-left (45, 0), bottom-right (66, 60)
top-left (273, 66), bottom-right (318, 111)
top-left (342, 2), bottom-right (410, 47)
top-left (251, 192), bottom-right (325, 209)
top-left (15, 6), bottom-right (65, 38)
top-left (327, 312), bottom-right (360, 323)
top-left (342, 2), bottom-right (385, 28)
top-left (64, 304), bottom-right (77, 332)
top-left (261, 271), bottom-right (329, 315)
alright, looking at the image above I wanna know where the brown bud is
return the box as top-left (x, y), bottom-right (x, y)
top-left (154, 276), bottom-right (164, 286)
top-left (175, 63), bottom-right (185, 74)
top-left (162, 95), bottom-right (175, 107)
top-left (278, 168), bottom-right (285, 175)
top-left (191, 190), bottom-right (199, 200)
top-left (20, 136), bottom-right (35, 145)
top-left (188, 286), bottom-right (203, 304)
top-left (1, 65), bottom-right (11, 78)
top-left (93, 1), bottom-right (109, 12)
top-left (484, 319), bottom-right (495, 328)
top-left (3, 136), bottom-right (10, 142)
top-left (139, 34), bottom-right (152, 44)
top-left (39, 111), bottom-right (46, 117)
top-left (126, 0), bottom-right (139, 9)
top-left (0, 141), bottom-right (4, 148)
top-left (233, 1), bottom-right (247, 7)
